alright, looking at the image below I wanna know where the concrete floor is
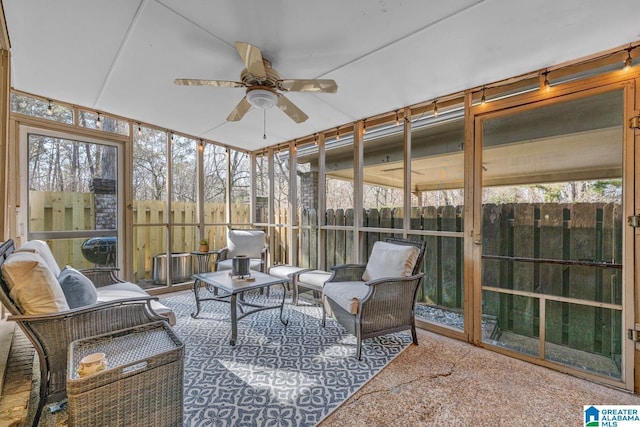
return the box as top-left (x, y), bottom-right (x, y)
top-left (2, 322), bottom-right (640, 426)
top-left (320, 329), bottom-right (640, 426)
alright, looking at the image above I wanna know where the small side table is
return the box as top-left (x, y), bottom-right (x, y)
top-left (191, 250), bottom-right (218, 274)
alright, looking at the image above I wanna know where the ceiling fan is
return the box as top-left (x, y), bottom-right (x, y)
top-left (174, 41), bottom-right (338, 123)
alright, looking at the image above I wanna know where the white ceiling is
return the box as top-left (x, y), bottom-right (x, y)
top-left (3, 0), bottom-right (639, 151)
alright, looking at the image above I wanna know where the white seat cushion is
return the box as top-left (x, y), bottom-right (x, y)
top-left (323, 281), bottom-right (369, 315)
top-left (362, 241), bottom-right (419, 282)
top-left (268, 265), bottom-right (307, 279)
top-left (297, 270), bottom-right (332, 290)
top-left (1, 251), bottom-right (69, 314)
top-left (16, 240), bottom-right (62, 279)
top-left (97, 282), bottom-right (176, 325)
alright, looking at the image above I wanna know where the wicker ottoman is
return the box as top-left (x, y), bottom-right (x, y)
top-left (67, 322), bottom-right (184, 427)
top-left (292, 269), bottom-right (333, 305)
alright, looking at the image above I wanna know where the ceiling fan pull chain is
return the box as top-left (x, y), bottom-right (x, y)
top-left (263, 109), bottom-right (267, 139)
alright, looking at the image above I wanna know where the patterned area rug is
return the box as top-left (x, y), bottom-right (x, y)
top-left (161, 291), bottom-right (412, 427)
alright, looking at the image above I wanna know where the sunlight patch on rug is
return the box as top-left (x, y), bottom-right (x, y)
top-left (161, 291), bottom-right (412, 426)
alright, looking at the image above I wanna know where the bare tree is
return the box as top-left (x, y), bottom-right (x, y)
top-left (171, 136), bottom-right (197, 202)
top-left (203, 144), bottom-right (227, 203)
top-left (133, 129), bottom-right (167, 200)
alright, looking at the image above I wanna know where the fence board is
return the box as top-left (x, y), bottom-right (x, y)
top-left (380, 207), bottom-right (394, 242)
top-left (50, 194), bottom-right (67, 268)
top-left (171, 202), bottom-right (184, 250)
top-left (326, 209), bottom-right (336, 268)
top-left (497, 205), bottom-right (514, 330)
top-left (206, 205), bottom-right (227, 250)
top-left (29, 191), bottom-right (46, 231)
top-left (481, 204), bottom-right (501, 315)
top-left (309, 209), bottom-right (319, 268)
top-left (335, 209), bottom-right (346, 265)
top-left (366, 209), bottom-right (380, 257)
top-left (409, 207), bottom-right (422, 233)
top-left (310, 209), bottom-right (318, 268)
top-left (301, 208), bottom-right (310, 268)
top-left (512, 203), bottom-right (536, 337)
top-left (440, 206), bottom-right (458, 308)
top-left (421, 206), bottom-right (438, 304)
top-left (272, 226), bottom-right (286, 264)
top-left (393, 208), bottom-right (404, 231)
top-left (540, 203), bottom-right (565, 345)
top-left (568, 203), bottom-right (597, 352)
top-left (345, 209), bottom-right (355, 264)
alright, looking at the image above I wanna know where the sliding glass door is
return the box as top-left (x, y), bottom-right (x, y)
top-left (475, 86), bottom-right (634, 388)
top-left (22, 127), bottom-right (121, 269)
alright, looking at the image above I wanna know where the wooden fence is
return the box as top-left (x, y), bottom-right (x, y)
top-left (29, 192), bottom-right (250, 278)
top-left (30, 191), bottom-right (622, 357)
top-left (481, 202), bottom-right (622, 358)
top-left (131, 200), bottom-right (252, 280)
top-left (298, 206), bottom-right (464, 310)
top-left (29, 191), bottom-right (96, 268)
top-left (299, 202), bottom-right (621, 358)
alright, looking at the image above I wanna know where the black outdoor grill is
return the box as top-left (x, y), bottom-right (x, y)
top-left (81, 237), bottom-right (116, 265)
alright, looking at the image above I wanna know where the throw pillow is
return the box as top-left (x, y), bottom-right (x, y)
top-left (16, 240), bottom-right (62, 278)
top-left (362, 241), bottom-right (419, 282)
top-left (1, 251), bottom-right (70, 314)
top-left (58, 266), bottom-right (98, 308)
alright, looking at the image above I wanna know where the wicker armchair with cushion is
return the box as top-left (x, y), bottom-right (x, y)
top-left (0, 239), bottom-right (174, 426)
top-left (214, 229), bottom-right (268, 273)
top-left (322, 238), bottom-right (426, 359)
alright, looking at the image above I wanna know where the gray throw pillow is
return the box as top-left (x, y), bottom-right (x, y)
top-left (58, 266), bottom-right (98, 309)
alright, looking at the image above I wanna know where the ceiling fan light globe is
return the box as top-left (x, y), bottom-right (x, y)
top-left (246, 89), bottom-right (277, 109)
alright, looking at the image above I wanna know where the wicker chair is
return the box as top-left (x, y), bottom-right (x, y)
top-left (322, 237), bottom-right (426, 359)
top-left (0, 239), bottom-right (167, 426)
top-left (214, 229), bottom-right (268, 273)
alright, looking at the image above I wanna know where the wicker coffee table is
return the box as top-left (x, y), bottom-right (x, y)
top-left (192, 271), bottom-right (289, 345)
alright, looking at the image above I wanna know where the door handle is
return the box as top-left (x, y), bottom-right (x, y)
top-left (474, 239), bottom-right (482, 245)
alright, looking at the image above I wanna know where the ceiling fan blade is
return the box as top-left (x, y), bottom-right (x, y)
top-left (174, 79), bottom-right (245, 88)
top-left (278, 79), bottom-right (338, 93)
top-left (226, 97), bottom-right (252, 121)
top-left (235, 41), bottom-right (266, 79)
top-left (276, 94), bottom-right (309, 123)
